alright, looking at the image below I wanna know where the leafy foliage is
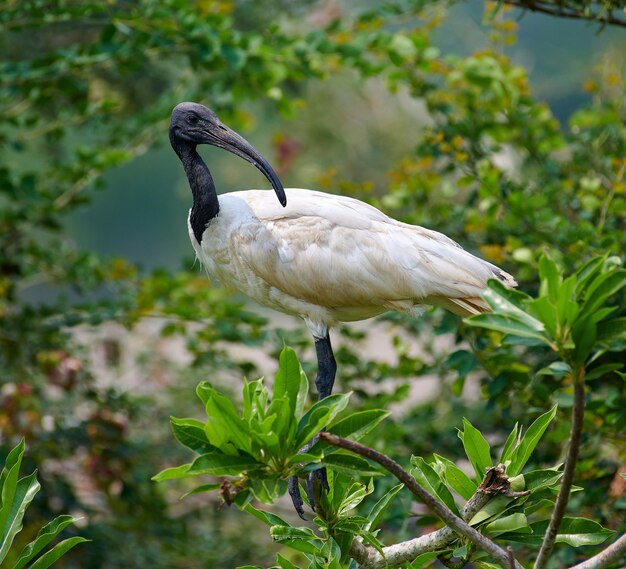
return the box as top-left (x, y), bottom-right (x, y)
top-left (1, 0), bottom-right (625, 567)
top-left (0, 441), bottom-right (87, 568)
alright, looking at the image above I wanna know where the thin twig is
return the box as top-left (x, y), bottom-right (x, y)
top-left (569, 532), bottom-right (626, 569)
top-left (501, 0), bottom-right (626, 28)
top-left (319, 432), bottom-right (524, 569)
top-left (535, 367), bottom-right (586, 569)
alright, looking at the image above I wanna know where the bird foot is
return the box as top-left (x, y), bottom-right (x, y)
top-left (288, 468), bottom-right (329, 519)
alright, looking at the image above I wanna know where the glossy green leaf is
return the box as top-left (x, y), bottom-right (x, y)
top-left (482, 285), bottom-right (546, 333)
top-left (411, 456), bottom-right (460, 515)
top-left (205, 390), bottom-right (251, 454)
top-left (323, 453), bottom-right (382, 477)
top-left (502, 517), bottom-right (614, 546)
top-left (152, 464), bottom-right (192, 481)
top-left (484, 513), bottom-right (529, 536)
top-left (180, 483), bottom-right (222, 499)
top-left (242, 503), bottom-right (290, 527)
top-left (467, 313), bottom-right (548, 342)
top-left (408, 551), bottom-right (440, 568)
top-left (170, 417), bottom-right (212, 452)
top-left (28, 537), bottom-right (90, 569)
top-left (469, 495), bottom-right (516, 526)
top-left (581, 269), bottom-right (626, 317)
top-left (328, 409), bottom-right (390, 441)
top-left (276, 553), bottom-right (299, 569)
top-left (0, 438), bottom-right (26, 538)
top-left (458, 418), bottom-right (492, 483)
top-left (538, 255), bottom-right (562, 303)
top-left (508, 405), bottom-right (557, 476)
top-left (433, 454), bottom-right (477, 500)
top-left (366, 483), bottom-right (403, 530)
top-left (597, 317), bottom-right (626, 343)
top-left (14, 515), bottom-right (78, 569)
top-left (270, 526), bottom-right (324, 554)
top-left (499, 423), bottom-right (520, 464)
top-left (188, 452), bottom-right (260, 477)
top-left (274, 346), bottom-right (309, 420)
top-left (571, 313), bottom-right (596, 364)
top-left (295, 393), bottom-right (351, 449)
top-left (0, 471), bottom-right (40, 564)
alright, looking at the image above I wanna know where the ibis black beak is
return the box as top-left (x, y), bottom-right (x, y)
top-left (203, 124), bottom-right (287, 207)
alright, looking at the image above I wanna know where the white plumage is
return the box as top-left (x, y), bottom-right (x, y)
top-left (189, 188), bottom-right (516, 339)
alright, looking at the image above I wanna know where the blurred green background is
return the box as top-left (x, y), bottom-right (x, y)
top-left (1, 1), bottom-right (624, 568)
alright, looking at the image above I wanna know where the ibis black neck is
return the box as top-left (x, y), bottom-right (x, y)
top-left (176, 142), bottom-right (219, 244)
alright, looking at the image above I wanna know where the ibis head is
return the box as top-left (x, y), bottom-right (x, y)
top-left (169, 102), bottom-right (286, 207)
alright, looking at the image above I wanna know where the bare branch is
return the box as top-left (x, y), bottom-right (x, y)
top-left (569, 533), bottom-right (626, 569)
top-left (501, 0), bottom-right (626, 28)
top-left (355, 489), bottom-right (490, 569)
top-left (535, 367), bottom-right (586, 569)
top-left (320, 432), bottom-right (524, 569)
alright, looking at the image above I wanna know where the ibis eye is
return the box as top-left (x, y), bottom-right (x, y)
top-left (187, 114), bottom-right (199, 126)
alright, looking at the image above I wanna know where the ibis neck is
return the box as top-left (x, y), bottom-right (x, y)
top-left (178, 143), bottom-right (219, 244)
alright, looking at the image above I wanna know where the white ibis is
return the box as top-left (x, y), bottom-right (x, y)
top-left (169, 102), bottom-right (516, 517)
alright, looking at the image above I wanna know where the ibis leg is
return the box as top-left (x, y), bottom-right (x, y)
top-left (314, 334), bottom-right (337, 400)
top-left (289, 334), bottom-right (336, 517)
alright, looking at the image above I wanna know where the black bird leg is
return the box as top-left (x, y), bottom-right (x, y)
top-left (288, 333), bottom-right (337, 518)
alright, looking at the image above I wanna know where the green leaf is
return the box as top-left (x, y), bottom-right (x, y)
top-left (527, 296), bottom-right (558, 339)
top-left (581, 269), bottom-right (626, 317)
top-left (467, 313), bottom-right (548, 342)
top-left (170, 417), bottom-right (213, 452)
top-left (523, 468), bottom-right (563, 492)
top-left (408, 551), bottom-right (440, 568)
top-left (152, 464), bottom-right (192, 482)
top-left (499, 423), bottom-right (520, 463)
top-left (484, 513), bottom-right (529, 536)
top-left (366, 483), bottom-right (403, 530)
top-left (180, 483), bottom-right (222, 499)
top-left (585, 362), bottom-right (623, 381)
top-left (205, 389), bottom-right (251, 454)
top-left (597, 317), bottom-right (626, 343)
top-left (27, 537), bottom-right (90, 569)
top-left (0, 471), bottom-right (40, 564)
top-left (538, 255), bottom-right (562, 303)
top-left (274, 346), bottom-right (309, 420)
top-left (458, 418), bottom-right (492, 483)
top-left (187, 452), bottom-right (260, 477)
top-left (573, 255), bottom-right (607, 296)
top-left (270, 525), bottom-right (324, 554)
top-left (508, 405), bottom-right (557, 476)
top-left (323, 453), bottom-right (382, 477)
top-left (328, 409), bottom-right (390, 441)
top-left (571, 313), bottom-right (596, 364)
top-left (0, 439), bottom-right (26, 539)
top-left (242, 503), bottom-right (290, 527)
top-left (469, 495), bottom-right (516, 526)
top-left (433, 454), bottom-right (477, 500)
top-left (295, 393), bottom-right (351, 449)
top-left (482, 285), bottom-right (547, 334)
top-left (14, 515), bottom-right (78, 569)
top-left (411, 456), bottom-right (460, 516)
top-left (502, 517), bottom-right (614, 546)
top-left (276, 553), bottom-right (299, 569)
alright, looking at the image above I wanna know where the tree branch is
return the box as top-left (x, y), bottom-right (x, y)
top-left (501, 0), bottom-right (626, 28)
top-left (320, 433), bottom-right (524, 569)
top-left (534, 367), bottom-right (586, 569)
top-left (569, 533), bottom-right (626, 569)
top-left (353, 488), bottom-right (491, 569)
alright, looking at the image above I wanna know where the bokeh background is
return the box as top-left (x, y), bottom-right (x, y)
top-left (1, 1), bottom-right (625, 567)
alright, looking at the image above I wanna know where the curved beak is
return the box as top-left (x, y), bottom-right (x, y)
top-left (203, 123), bottom-right (287, 207)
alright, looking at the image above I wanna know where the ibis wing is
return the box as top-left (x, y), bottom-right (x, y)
top-left (234, 189), bottom-right (514, 314)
